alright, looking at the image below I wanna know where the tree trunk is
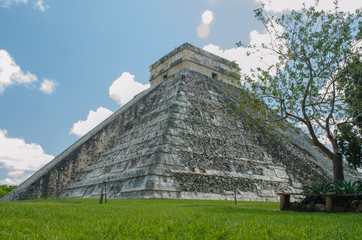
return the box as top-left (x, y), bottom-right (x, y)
top-left (332, 153), bottom-right (344, 182)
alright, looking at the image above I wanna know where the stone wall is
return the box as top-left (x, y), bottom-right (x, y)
top-left (3, 43), bottom-right (359, 202)
top-left (1, 84), bottom-right (158, 201)
top-left (3, 68), bottom-right (353, 201)
top-left (149, 43), bottom-right (238, 86)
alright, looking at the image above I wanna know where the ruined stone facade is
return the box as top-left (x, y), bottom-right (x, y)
top-left (149, 43), bottom-right (238, 87)
top-left (2, 43), bottom-right (358, 201)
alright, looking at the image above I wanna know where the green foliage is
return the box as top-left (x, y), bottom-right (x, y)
top-left (0, 185), bottom-right (16, 199)
top-left (234, 1), bottom-right (362, 181)
top-left (334, 180), bottom-right (362, 194)
top-left (302, 182), bottom-right (334, 205)
top-left (302, 182), bottom-right (334, 195)
top-left (337, 124), bottom-right (362, 169)
top-left (226, 61), bottom-right (242, 84)
top-left (302, 180), bottom-right (362, 195)
top-left (300, 180), bottom-right (361, 208)
top-left (336, 55), bottom-right (362, 169)
top-left (339, 56), bottom-right (362, 124)
top-left (0, 198), bottom-right (361, 239)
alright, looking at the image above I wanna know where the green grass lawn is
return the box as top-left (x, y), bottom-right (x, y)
top-left (0, 198), bottom-right (361, 239)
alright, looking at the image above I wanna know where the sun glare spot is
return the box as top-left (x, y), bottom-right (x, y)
top-left (202, 10), bottom-right (214, 24)
top-left (197, 23), bottom-right (210, 38)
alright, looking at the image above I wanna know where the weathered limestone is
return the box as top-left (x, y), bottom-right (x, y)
top-left (149, 43), bottom-right (238, 87)
top-left (2, 43), bottom-right (359, 202)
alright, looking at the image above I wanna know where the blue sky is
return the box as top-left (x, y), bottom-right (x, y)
top-left (0, 0), bottom-right (360, 185)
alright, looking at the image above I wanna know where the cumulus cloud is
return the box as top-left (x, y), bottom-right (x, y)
top-left (40, 79), bottom-right (57, 94)
top-left (69, 107), bottom-right (114, 138)
top-left (203, 27), bottom-right (279, 76)
top-left (1, 0), bottom-right (49, 11)
top-left (0, 129), bottom-right (54, 185)
top-left (197, 10), bottom-right (214, 38)
top-left (7, 170), bottom-right (24, 177)
top-left (35, 0), bottom-right (48, 12)
top-left (109, 72), bottom-right (150, 106)
top-left (254, 0), bottom-right (361, 13)
top-left (70, 72), bottom-right (148, 138)
top-left (0, 172), bottom-right (33, 185)
top-left (0, 49), bottom-right (56, 94)
top-left (205, 0), bottom-right (361, 77)
top-left (0, 0), bottom-right (27, 8)
top-left (0, 49), bottom-right (38, 93)
top-left (0, 169), bottom-right (33, 185)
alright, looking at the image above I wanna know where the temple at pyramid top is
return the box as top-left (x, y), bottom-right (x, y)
top-left (149, 43), bottom-right (238, 86)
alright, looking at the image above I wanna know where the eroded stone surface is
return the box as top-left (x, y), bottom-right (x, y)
top-left (2, 44), bottom-right (359, 202)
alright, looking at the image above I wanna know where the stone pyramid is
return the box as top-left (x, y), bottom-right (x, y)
top-left (3, 43), bottom-right (346, 201)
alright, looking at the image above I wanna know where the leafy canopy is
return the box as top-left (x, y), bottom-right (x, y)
top-left (336, 55), bottom-right (361, 169)
top-left (234, 1), bottom-right (361, 180)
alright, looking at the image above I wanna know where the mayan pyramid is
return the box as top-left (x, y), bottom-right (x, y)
top-left (2, 43), bottom-right (354, 201)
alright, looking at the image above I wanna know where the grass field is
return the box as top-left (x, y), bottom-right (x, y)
top-left (0, 198), bottom-right (361, 239)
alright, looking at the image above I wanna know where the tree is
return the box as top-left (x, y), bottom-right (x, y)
top-left (336, 55), bottom-right (362, 169)
top-left (337, 55), bottom-right (362, 128)
top-left (337, 123), bottom-right (361, 169)
top-left (235, 2), bottom-right (361, 181)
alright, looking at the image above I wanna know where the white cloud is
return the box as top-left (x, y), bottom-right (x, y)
top-left (0, 0), bottom-right (27, 8)
top-left (70, 72), bottom-right (148, 138)
top-left (203, 27), bottom-right (279, 76)
top-left (0, 174), bottom-right (32, 185)
top-left (7, 170), bottom-right (24, 177)
top-left (0, 49), bottom-right (55, 94)
top-left (1, 0), bottom-right (49, 11)
top-left (35, 0), bottom-right (48, 12)
top-left (109, 72), bottom-right (149, 106)
top-left (0, 129), bottom-right (54, 185)
top-left (254, 0), bottom-right (361, 13)
top-left (0, 49), bottom-right (38, 93)
top-left (197, 10), bottom-right (214, 39)
top-left (3, 170), bottom-right (33, 185)
top-left (40, 79), bottom-right (57, 94)
top-left (69, 107), bottom-right (114, 137)
top-left (205, 0), bottom-right (361, 75)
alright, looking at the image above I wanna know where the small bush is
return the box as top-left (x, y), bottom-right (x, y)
top-left (301, 182), bottom-right (334, 205)
top-left (334, 180), bottom-right (361, 194)
top-left (300, 180), bottom-right (362, 211)
top-left (0, 185), bottom-right (16, 199)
